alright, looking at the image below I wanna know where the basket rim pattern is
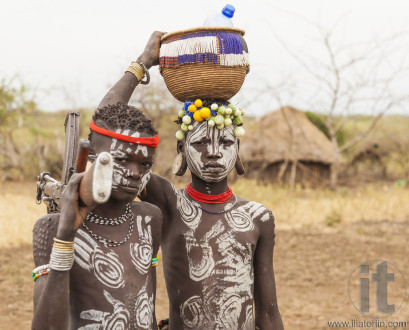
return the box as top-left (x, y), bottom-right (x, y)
top-left (161, 27), bottom-right (246, 41)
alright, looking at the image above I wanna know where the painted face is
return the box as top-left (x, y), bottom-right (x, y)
top-left (184, 121), bottom-right (238, 182)
top-left (92, 128), bottom-right (155, 201)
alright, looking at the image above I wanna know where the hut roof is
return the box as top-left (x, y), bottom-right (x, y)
top-left (240, 106), bottom-right (339, 164)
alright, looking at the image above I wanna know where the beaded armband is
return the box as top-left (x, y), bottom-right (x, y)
top-left (152, 256), bottom-right (159, 267)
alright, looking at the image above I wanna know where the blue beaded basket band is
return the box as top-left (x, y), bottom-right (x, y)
top-left (160, 31), bottom-right (249, 68)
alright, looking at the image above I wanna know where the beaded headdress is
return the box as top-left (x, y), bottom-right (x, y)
top-left (175, 98), bottom-right (245, 140)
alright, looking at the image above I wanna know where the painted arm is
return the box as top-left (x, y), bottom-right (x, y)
top-left (97, 31), bottom-right (166, 109)
top-left (32, 173), bottom-right (88, 330)
top-left (253, 211), bottom-right (284, 330)
top-left (139, 173), bottom-right (175, 222)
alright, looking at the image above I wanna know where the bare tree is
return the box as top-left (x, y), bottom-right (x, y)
top-left (0, 78), bottom-right (37, 180)
top-left (129, 76), bottom-right (180, 130)
top-left (260, 15), bottom-right (409, 187)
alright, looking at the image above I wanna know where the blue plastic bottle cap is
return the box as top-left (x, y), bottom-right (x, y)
top-left (222, 4), bottom-right (235, 18)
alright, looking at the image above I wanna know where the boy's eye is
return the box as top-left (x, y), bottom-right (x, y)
top-left (221, 139), bottom-right (234, 145)
top-left (116, 158), bottom-right (127, 163)
top-left (192, 139), bottom-right (207, 145)
top-left (142, 162), bottom-right (152, 167)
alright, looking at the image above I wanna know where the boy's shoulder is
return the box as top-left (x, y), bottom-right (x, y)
top-left (235, 196), bottom-right (274, 223)
top-left (130, 201), bottom-right (162, 222)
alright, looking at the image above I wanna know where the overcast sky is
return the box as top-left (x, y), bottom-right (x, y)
top-left (1, 0), bottom-right (409, 115)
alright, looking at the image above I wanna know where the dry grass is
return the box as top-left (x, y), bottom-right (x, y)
top-left (232, 179), bottom-right (409, 230)
top-left (1, 180), bottom-right (408, 248)
top-left (0, 182), bottom-right (45, 248)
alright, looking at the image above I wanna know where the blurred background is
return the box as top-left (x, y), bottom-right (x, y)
top-left (1, 0), bottom-right (408, 328)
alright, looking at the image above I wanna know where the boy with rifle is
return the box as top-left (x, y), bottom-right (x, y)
top-left (32, 33), bottom-right (163, 329)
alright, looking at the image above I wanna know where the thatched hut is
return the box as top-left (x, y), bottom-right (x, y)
top-left (240, 106), bottom-right (339, 186)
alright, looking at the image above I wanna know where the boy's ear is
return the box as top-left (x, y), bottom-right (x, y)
top-left (235, 154), bottom-right (245, 175)
top-left (176, 140), bottom-right (184, 154)
top-left (235, 138), bottom-right (245, 175)
top-left (173, 153), bottom-right (187, 176)
top-left (173, 140), bottom-right (187, 176)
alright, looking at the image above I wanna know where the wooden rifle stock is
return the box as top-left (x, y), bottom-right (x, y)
top-left (74, 139), bottom-right (90, 174)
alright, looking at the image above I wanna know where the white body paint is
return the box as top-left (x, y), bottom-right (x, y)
top-left (185, 122), bottom-right (238, 183)
top-left (110, 129), bottom-right (152, 195)
top-left (224, 201), bottom-right (265, 232)
top-left (134, 278), bottom-right (154, 329)
top-left (79, 290), bottom-right (130, 329)
top-left (75, 219), bottom-right (156, 329)
top-left (110, 130), bottom-right (148, 158)
top-left (138, 170), bottom-right (151, 196)
top-left (75, 229), bottom-right (125, 289)
top-left (174, 185), bottom-right (202, 231)
top-left (130, 215), bottom-right (153, 275)
top-left (173, 184), bottom-right (271, 330)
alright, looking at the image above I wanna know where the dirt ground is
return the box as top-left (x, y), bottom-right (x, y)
top-left (1, 222), bottom-right (408, 329)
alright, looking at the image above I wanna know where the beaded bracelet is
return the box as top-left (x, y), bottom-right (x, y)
top-left (152, 256), bottom-right (159, 267)
top-left (32, 264), bottom-right (51, 282)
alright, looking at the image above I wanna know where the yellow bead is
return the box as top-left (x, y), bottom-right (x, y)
top-left (188, 104), bottom-right (197, 112)
top-left (193, 111), bottom-right (204, 122)
top-left (194, 99), bottom-right (203, 108)
top-left (200, 107), bottom-right (211, 119)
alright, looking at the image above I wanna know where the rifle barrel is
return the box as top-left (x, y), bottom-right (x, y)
top-left (61, 111), bottom-right (80, 184)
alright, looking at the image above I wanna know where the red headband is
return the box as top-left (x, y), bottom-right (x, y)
top-left (90, 120), bottom-right (159, 148)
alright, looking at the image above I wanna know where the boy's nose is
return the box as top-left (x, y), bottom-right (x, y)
top-left (128, 167), bottom-right (141, 180)
top-left (206, 142), bottom-right (222, 158)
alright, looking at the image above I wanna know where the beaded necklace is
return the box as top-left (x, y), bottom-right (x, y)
top-left (184, 182), bottom-right (233, 204)
top-left (82, 206), bottom-right (134, 247)
top-left (85, 202), bottom-right (131, 225)
top-left (183, 190), bottom-right (238, 214)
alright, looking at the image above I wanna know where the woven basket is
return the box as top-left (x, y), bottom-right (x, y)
top-left (160, 27), bottom-right (249, 102)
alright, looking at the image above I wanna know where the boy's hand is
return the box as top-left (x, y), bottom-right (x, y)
top-left (57, 173), bottom-right (89, 241)
top-left (136, 31), bottom-right (167, 69)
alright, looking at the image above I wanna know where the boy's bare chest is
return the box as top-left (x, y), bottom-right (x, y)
top-left (69, 227), bottom-right (156, 329)
top-left (172, 190), bottom-right (270, 241)
top-left (73, 226), bottom-right (153, 287)
top-left (166, 191), bottom-right (272, 281)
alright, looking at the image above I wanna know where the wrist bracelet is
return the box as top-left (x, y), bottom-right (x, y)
top-left (53, 237), bottom-right (75, 251)
top-left (49, 248), bottom-right (75, 271)
top-left (125, 62), bottom-right (150, 85)
top-left (49, 238), bottom-right (75, 271)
